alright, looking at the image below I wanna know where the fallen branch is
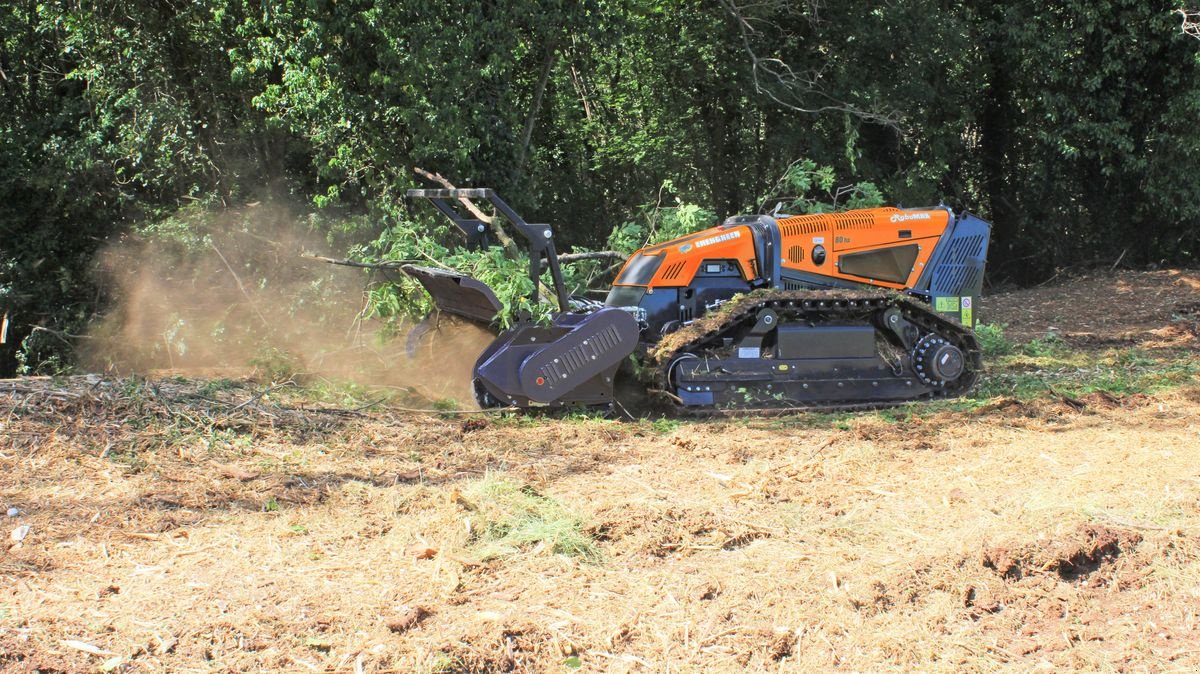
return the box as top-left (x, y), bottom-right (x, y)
top-left (413, 167), bottom-right (494, 224)
top-left (557, 251), bottom-right (625, 264)
top-left (225, 381), bottom-right (295, 415)
top-left (307, 252), bottom-right (620, 271)
top-left (302, 255), bottom-right (408, 271)
top-left (413, 167), bottom-right (521, 256)
top-left (1040, 379), bottom-right (1086, 411)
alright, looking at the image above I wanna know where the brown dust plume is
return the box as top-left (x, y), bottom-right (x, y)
top-left (83, 204), bottom-right (491, 405)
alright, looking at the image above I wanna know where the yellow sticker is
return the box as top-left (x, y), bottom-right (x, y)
top-left (935, 296), bottom-right (959, 312)
top-left (961, 297), bottom-right (974, 326)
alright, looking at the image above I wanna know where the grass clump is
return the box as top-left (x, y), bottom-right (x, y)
top-left (975, 322), bottom-right (1014, 357)
top-left (465, 475), bottom-right (600, 562)
top-left (200, 377), bottom-right (240, 395)
top-left (650, 417), bottom-right (680, 433)
top-left (1021, 331), bottom-right (1070, 358)
top-left (973, 339), bottom-right (1199, 401)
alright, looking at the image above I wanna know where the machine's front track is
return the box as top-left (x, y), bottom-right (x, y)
top-left (643, 290), bottom-right (981, 412)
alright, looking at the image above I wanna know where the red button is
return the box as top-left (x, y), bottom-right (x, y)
top-left (535, 376), bottom-right (545, 386)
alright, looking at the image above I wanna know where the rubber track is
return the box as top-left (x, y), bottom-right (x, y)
top-left (644, 289), bottom-right (982, 414)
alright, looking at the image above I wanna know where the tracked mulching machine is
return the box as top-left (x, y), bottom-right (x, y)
top-left (401, 189), bottom-right (990, 412)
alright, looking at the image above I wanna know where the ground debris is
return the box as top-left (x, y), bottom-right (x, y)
top-left (2, 271), bottom-right (1200, 672)
top-left (0, 375), bottom-right (361, 443)
top-left (982, 524), bottom-right (1143, 583)
top-left (386, 606), bottom-right (431, 634)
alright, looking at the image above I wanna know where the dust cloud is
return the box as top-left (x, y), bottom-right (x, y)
top-left (83, 204), bottom-right (492, 405)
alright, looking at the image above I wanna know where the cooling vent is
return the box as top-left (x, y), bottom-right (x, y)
top-left (943, 234), bottom-right (985, 265)
top-left (660, 261), bottom-right (687, 281)
top-left (787, 245), bottom-right (805, 263)
top-left (679, 306), bottom-right (694, 323)
top-left (833, 212), bottom-right (875, 230)
top-left (930, 234), bottom-right (985, 295)
top-left (780, 215), bottom-right (826, 237)
top-left (932, 265), bottom-right (982, 296)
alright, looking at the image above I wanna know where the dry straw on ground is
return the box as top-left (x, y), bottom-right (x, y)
top-left (2, 270), bottom-right (1199, 672)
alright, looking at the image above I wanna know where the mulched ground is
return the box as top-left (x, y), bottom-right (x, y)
top-left (1, 269), bottom-right (1199, 673)
top-left (985, 268), bottom-right (1200, 341)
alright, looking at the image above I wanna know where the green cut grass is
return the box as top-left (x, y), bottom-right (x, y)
top-left (466, 474), bottom-right (600, 562)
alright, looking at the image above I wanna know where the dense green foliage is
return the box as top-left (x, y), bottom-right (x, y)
top-left (2, 0), bottom-right (1198, 374)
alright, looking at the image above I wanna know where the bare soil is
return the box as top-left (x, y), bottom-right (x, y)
top-left (2, 270), bottom-right (1199, 673)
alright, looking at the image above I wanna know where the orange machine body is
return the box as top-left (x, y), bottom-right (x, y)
top-left (613, 207), bottom-right (950, 291)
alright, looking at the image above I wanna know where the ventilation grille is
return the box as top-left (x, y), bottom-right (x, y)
top-left (942, 234), bottom-right (985, 265)
top-left (930, 233), bottom-right (986, 296)
top-left (782, 278), bottom-right (811, 291)
top-left (932, 265), bottom-right (983, 296)
top-left (787, 245), bottom-right (805, 264)
top-left (538, 324), bottom-right (622, 381)
top-left (832, 212), bottom-right (876, 230)
top-left (679, 305), bottom-right (694, 323)
top-left (779, 215), bottom-right (826, 237)
top-left (660, 261), bottom-right (687, 281)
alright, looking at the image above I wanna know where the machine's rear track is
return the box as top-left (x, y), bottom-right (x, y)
top-left (641, 289), bottom-right (982, 413)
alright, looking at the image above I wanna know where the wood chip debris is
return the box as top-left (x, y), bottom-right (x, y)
top-left (60, 639), bottom-right (116, 656)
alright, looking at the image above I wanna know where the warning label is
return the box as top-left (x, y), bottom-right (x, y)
top-left (934, 296), bottom-right (960, 312)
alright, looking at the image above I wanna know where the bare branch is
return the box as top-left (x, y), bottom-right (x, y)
top-left (301, 255), bottom-right (408, 270)
top-left (412, 166), bottom-right (520, 255)
top-left (557, 251), bottom-right (626, 264)
top-left (1179, 9), bottom-right (1200, 39)
top-left (412, 167), bottom-right (494, 224)
top-left (306, 251), bottom-right (624, 269)
top-left (716, 0), bottom-right (904, 129)
top-left (211, 243), bottom-right (274, 334)
top-left (519, 45), bottom-right (558, 171)
top-left (31, 325), bottom-right (90, 345)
